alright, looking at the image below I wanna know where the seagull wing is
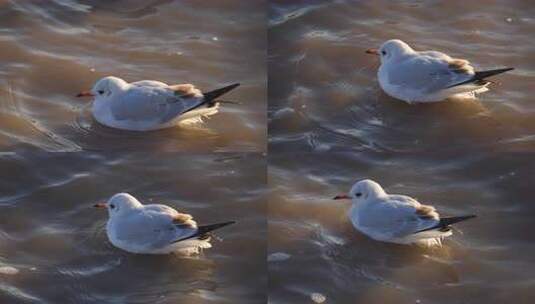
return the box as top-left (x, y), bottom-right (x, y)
top-left (418, 50), bottom-right (451, 60)
top-left (111, 209), bottom-right (186, 250)
top-left (386, 54), bottom-right (475, 93)
top-left (143, 204), bottom-right (198, 228)
top-left (131, 80), bottom-right (169, 88)
top-left (358, 196), bottom-right (440, 239)
top-left (146, 204), bottom-right (235, 244)
top-left (110, 84), bottom-right (205, 124)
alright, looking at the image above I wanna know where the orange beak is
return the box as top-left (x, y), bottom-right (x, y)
top-left (333, 194), bottom-right (351, 200)
top-left (93, 202), bottom-right (107, 209)
top-left (365, 48), bottom-right (379, 55)
top-left (76, 90), bottom-right (94, 97)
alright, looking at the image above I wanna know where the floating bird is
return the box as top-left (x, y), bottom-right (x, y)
top-left (365, 39), bottom-right (513, 103)
top-left (94, 193), bottom-right (235, 254)
top-left (77, 76), bottom-right (239, 130)
top-left (334, 179), bottom-right (475, 247)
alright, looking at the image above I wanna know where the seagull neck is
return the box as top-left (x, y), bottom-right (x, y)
top-left (368, 183), bottom-right (387, 198)
top-left (112, 83), bottom-right (129, 93)
top-left (126, 203), bottom-right (143, 211)
top-left (391, 52), bottom-right (412, 64)
top-left (368, 191), bottom-right (387, 200)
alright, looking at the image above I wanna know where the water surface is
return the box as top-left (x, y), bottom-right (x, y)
top-left (0, 0), bottom-right (266, 152)
top-left (269, 152), bottom-right (535, 304)
top-left (268, 1), bottom-right (535, 303)
top-left (269, 0), bottom-right (533, 153)
top-left (0, 151), bottom-right (266, 303)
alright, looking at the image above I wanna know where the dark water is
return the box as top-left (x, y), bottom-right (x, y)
top-left (0, 1), bottom-right (268, 303)
top-left (0, 0), bottom-right (266, 152)
top-left (1, 0), bottom-right (535, 303)
top-left (268, 0), bottom-right (533, 153)
top-left (0, 151), bottom-right (266, 303)
top-left (269, 152), bottom-right (535, 304)
top-left (268, 1), bottom-right (535, 304)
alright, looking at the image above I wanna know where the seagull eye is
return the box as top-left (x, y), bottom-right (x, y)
top-left (98, 90), bottom-right (104, 95)
top-left (109, 204), bottom-right (115, 209)
top-left (381, 50), bottom-right (386, 56)
top-left (355, 192), bottom-right (362, 197)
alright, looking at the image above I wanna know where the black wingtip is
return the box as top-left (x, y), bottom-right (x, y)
top-left (415, 215), bottom-right (476, 233)
top-left (474, 67), bottom-right (514, 80)
top-left (447, 67), bottom-right (514, 88)
top-left (442, 214), bottom-right (477, 225)
top-left (203, 83), bottom-right (240, 102)
top-left (197, 221), bottom-right (236, 234)
top-left (172, 221), bottom-right (236, 243)
top-left (180, 83), bottom-right (240, 115)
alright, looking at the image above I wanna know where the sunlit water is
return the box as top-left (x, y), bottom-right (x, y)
top-left (0, 0), bottom-right (266, 152)
top-left (269, 0), bottom-right (533, 153)
top-left (269, 152), bottom-right (535, 304)
top-left (2, 0), bottom-right (535, 303)
top-left (0, 151), bottom-right (266, 303)
top-left (0, 1), bottom-right (268, 302)
top-left (268, 1), bottom-right (535, 304)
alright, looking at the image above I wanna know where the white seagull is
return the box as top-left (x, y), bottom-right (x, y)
top-left (94, 193), bottom-right (235, 254)
top-left (365, 39), bottom-right (513, 103)
top-left (333, 179), bottom-right (475, 247)
top-left (77, 76), bottom-right (240, 131)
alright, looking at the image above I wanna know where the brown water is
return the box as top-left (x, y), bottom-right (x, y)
top-left (0, 1), bottom-right (267, 302)
top-left (0, 0), bottom-right (266, 152)
top-left (268, 1), bottom-right (535, 304)
top-left (1, 1), bottom-right (535, 303)
top-left (269, 152), bottom-right (535, 304)
top-left (0, 151), bottom-right (266, 303)
top-left (269, 0), bottom-right (533, 153)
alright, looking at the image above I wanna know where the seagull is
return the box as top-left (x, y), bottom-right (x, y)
top-left (77, 76), bottom-right (240, 131)
top-left (365, 39), bottom-right (513, 103)
top-left (333, 179), bottom-right (475, 247)
top-left (94, 193), bottom-right (235, 254)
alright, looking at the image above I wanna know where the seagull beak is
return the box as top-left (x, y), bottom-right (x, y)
top-left (333, 194), bottom-right (351, 200)
top-left (76, 90), bottom-right (94, 97)
top-left (93, 202), bottom-right (107, 209)
top-left (365, 48), bottom-right (379, 55)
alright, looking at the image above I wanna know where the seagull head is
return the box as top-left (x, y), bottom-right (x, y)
top-left (333, 179), bottom-right (386, 202)
top-left (94, 192), bottom-right (143, 217)
top-left (77, 76), bottom-right (128, 99)
top-left (366, 39), bottom-right (414, 64)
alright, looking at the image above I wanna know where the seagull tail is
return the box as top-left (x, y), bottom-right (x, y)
top-left (447, 67), bottom-right (514, 88)
top-left (415, 215), bottom-right (476, 233)
top-left (172, 221), bottom-right (236, 243)
top-left (181, 83), bottom-right (240, 114)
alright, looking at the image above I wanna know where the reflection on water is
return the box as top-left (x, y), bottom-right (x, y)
top-left (268, 3), bottom-right (534, 299)
top-left (0, 0), bottom-right (266, 152)
top-left (269, 0), bottom-right (533, 153)
top-left (269, 152), bottom-right (535, 303)
top-left (0, 151), bottom-right (266, 303)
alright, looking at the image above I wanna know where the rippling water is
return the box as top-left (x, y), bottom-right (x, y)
top-left (268, 1), bottom-right (535, 304)
top-left (269, 152), bottom-right (535, 304)
top-left (2, 0), bottom-right (535, 303)
top-left (269, 0), bottom-right (533, 152)
top-left (0, 0), bottom-right (266, 152)
top-left (0, 1), bottom-right (268, 302)
top-left (0, 151), bottom-right (266, 303)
